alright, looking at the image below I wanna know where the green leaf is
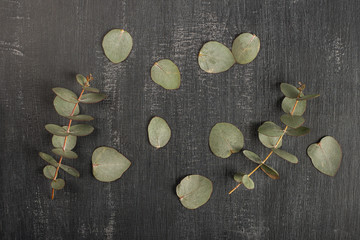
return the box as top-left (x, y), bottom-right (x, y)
top-left (52, 148), bottom-right (78, 159)
top-left (209, 122), bottom-right (244, 158)
top-left (52, 87), bottom-right (78, 103)
top-left (60, 164), bottom-right (80, 178)
top-left (272, 148), bottom-right (298, 164)
top-left (280, 114), bottom-right (305, 128)
top-left (45, 124), bottom-right (69, 136)
top-left (243, 150), bottom-right (262, 164)
top-left (148, 116), bottom-right (171, 148)
top-left (280, 83), bottom-right (299, 98)
top-left (258, 121), bottom-right (283, 137)
top-left (69, 124), bottom-right (94, 136)
top-left (233, 172), bottom-right (245, 183)
top-left (84, 87), bottom-right (99, 93)
top-left (66, 115), bottom-right (94, 121)
top-left (241, 175), bottom-right (255, 189)
top-left (307, 136), bottom-right (342, 176)
top-left (76, 74), bottom-right (87, 86)
top-left (297, 94), bottom-right (320, 101)
top-left (92, 146), bottom-right (131, 182)
top-left (52, 126), bottom-right (76, 150)
top-left (79, 93), bottom-right (107, 104)
top-left (286, 126), bottom-right (310, 136)
top-left (258, 133), bottom-right (283, 149)
top-left (102, 29), bottom-right (133, 63)
top-left (261, 164), bottom-right (280, 179)
top-left (281, 97), bottom-right (306, 116)
top-left (43, 165), bottom-right (56, 179)
top-left (53, 96), bottom-right (80, 117)
top-left (176, 175), bottom-right (213, 210)
top-left (232, 33), bottom-right (260, 64)
top-left (198, 41), bottom-right (235, 73)
top-left (51, 178), bottom-right (65, 190)
top-left (39, 152), bottom-right (58, 167)
top-left (151, 59), bottom-right (181, 89)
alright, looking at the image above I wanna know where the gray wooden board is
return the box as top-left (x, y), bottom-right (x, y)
top-left (0, 0), bottom-right (359, 239)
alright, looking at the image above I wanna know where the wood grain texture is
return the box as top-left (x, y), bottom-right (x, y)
top-left (0, 0), bottom-right (359, 239)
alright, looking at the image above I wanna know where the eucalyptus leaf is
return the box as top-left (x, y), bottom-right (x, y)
top-left (102, 29), bottom-right (133, 63)
top-left (307, 136), bottom-right (342, 176)
top-left (261, 164), bottom-right (280, 179)
top-left (282, 97), bottom-right (306, 116)
top-left (280, 114), bottom-right (305, 128)
top-left (151, 59), bottom-right (181, 89)
top-left (52, 126), bottom-right (77, 151)
top-left (80, 93), bottom-right (107, 104)
top-left (176, 175), bottom-right (213, 210)
top-left (198, 41), bottom-right (235, 73)
top-left (233, 173), bottom-right (245, 183)
top-left (53, 96), bottom-right (80, 117)
top-left (84, 87), bottom-right (99, 93)
top-left (286, 126), bottom-right (310, 136)
top-left (258, 121), bottom-right (283, 137)
top-left (66, 115), bottom-right (94, 121)
top-left (258, 133), bottom-right (283, 149)
top-left (241, 175), bottom-right (255, 189)
top-left (69, 124), bottom-right (94, 136)
top-left (280, 83), bottom-right (299, 98)
top-left (209, 122), bottom-right (244, 158)
top-left (51, 178), bottom-right (65, 190)
top-left (232, 33), bottom-right (260, 64)
top-left (52, 148), bottom-right (78, 159)
top-left (297, 94), bottom-right (320, 101)
top-left (45, 124), bottom-right (69, 136)
top-left (60, 164), bottom-right (80, 178)
top-left (43, 165), bottom-right (56, 179)
top-left (76, 74), bottom-right (87, 86)
top-left (39, 152), bottom-right (58, 167)
top-left (243, 150), bottom-right (262, 164)
top-left (92, 146), bottom-right (131, 182)
top-left (148, 116), bottom-right (171, 148)
top-left (272, 148), bottom-right (298, 164)
top-left (52, 87), bottom-right (78, 103)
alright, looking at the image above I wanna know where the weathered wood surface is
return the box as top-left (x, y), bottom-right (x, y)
top-left (0, 0), bottom-right (359, 239)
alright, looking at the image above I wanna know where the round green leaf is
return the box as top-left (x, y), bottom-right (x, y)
top-left (79, 93), bottom-right (107, 104)
top-left (297, 94), bottom-right (320, 101)
top-left (76, 74), bottom-right (87, 86)
top-left (60, 164), bottom-right (80, 178)
top-left (241, 175), bottom-right (255, 189)
top-left (66, 114), bottom-right (94, 121)
top-left (243, 150), bottom-right (262, 164)
top-left (261, 164), bottom-right (280, 179)
top-left (198, 41), bottom-right (235, 73)
top-left (45, 124), bottom-right (69, 136)
top-left (52, 87), bottom-right (78, 103)
top-left (148, 116), bottom-right (171, 148)
top-left (234, 172), bottom-right (245, 183)
top-left (92, 146), bottom-right (131, 182)
top-left (232, 33), bottom-right (260, 64)
top-left (258, 133), bottom-right (283, 149)
top-left (102, 29), bottom-right (133, 63)
top-left (51, 178), bottom-right (65, 190)
top-left (280, 114), bottom-right (305, 128)
top-left (52, 148), bottom-right (78, 159)
top-left (151, 59), bottom-right (181, 89)
top-left (52, 126), bottom-right (77, 151)
top-left (69, 124), bottom-right (94, 136)
top-left (272, 148), bottom-right (298, 164)
top-left (286, 126), bottom-right (310, 136)
top-left (281, 97), bottom-right (306, 116)
top-left (209, 122), bottom-right (244, 158)
top-left (176, 175), bottom-right (213, 210)
top-left (258, 121), bottom-right (283, 137)
top-left (84, 87), bottom-right (99, 93)
top-left (53, 96), bottom-right (80, 117)
top-left (39, 152), bottom-right (58, 167)
top-left (43, 165), bottom-right (56, 179)
top-left (280, 83), bottom-right (299, 98)
top-left (307, 136), bottom-right (342, 176)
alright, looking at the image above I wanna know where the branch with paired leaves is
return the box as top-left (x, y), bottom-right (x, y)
top-left (39, 74), bottom-right (107, 199)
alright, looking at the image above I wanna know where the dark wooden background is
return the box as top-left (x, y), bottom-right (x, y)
top-left (1, 0), bottom-right (359, 239)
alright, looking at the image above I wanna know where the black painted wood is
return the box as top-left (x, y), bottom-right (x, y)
top-left (1, 0), bottom-right (359, 239)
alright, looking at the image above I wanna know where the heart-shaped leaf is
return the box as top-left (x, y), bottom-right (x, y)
top-left (102, 29), bottom-right (133, 63)
top-left (151, 59), bottom-right (181, 89)
top-left (297, 94), bottom-right (320, 101)
top-left (198, 41), bottom-right (235, 73)
top-left (53, 96), bottom-right (80, 117)
top-left (43, 165), bottom-right (56, 179)
top-left (280, 83), bottom-right (299, 98)
top-left (79, 93), bottom-right (107, 104)
top-left (51, 178), bottom-right (65, 190)
top-left (69, 124), bottom-right (94, 136)
top-left (52, 87), bottom-right (78, 103)
top-left (45, 124), bottom-right (69, 136)
top-left (52, 126), bottom-right (77, 150)
top-left (39, 152), bottom-right (58, 167)
top-left (76, 74), bottom-right (87, 86)
top-left (52, 148), bottom-right (78, 159)
top-left (258, 121), bottom-right (283, 137)
top-left (209, 122), bottom-right (244, 158)
top-left (92, 147), bottom-right (131, 182)
top-left (258, 133), bottom-right (283, 149)
top-left (280, 114), bottom-right (305, 128)
top-left (148, 116), bottom-right (171, 148)
top-left (261, 164), bottom-right (280, 179)
top-left (66, 115), bottom-right (94, 121)
top-left (286, 126), bottom-right (310, 136)
top-left (232, 33), bottom-right (260, 64)
top-left (60, 164), bottom-right (80, 178)
top-left (307, 136), bottom-right (342, 176)
top-left (282, 97), bottom-right (306, 116)
top-left (272, 148), bottom-right (298, 164)
top-left (84, 87), bottom-right (99, 93)
top-left (243, 150), bottom-right (262, 164)
top-left (176, 175), bottom-right (213, 210)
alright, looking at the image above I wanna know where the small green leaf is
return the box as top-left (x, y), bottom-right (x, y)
top-left (52, 87), bottom-right (78, 103)
top-left (51, 178), bottom-right (65, 190)
top-left (43, 165), bottom-right (56, 179)
top-left (69, 124), bottom-right (94, 136)
top-left (261, 164), bottom-right (280, 179)
top-left (66, 115), bottom-right (94, 121)
top-left (243, 150), bottom-right (262, 164)
top-left (102, 29), bottom-right (133, 63)
top-left (307, 136), bottom-right (342, 176)
top-left (92, 147), bottom-right (131, 182)
top-left (286, 126), bottom-right (310, 136)
top-left (148, 116), bottom-right (171, 148)
top-left (60, 164), bottom-right (80, 178)
top-left (280, 114), bottom-right (305, 128)
top-left (297, 94), bottom-right (320, 101)
top-left (281, 97), bottom-right (306, 116)
top-left (198, 41), bottom-right (235, 73)
top-left (241, 175), bottom-right (255, 189)
top-left (209, 122), bottom-right (244, 158)
top-left (280, 83), bottom-right (299, 98)
top-left (39, 152), bottom-right (58, 167)
top-left (258, 133), bottom-right (283, 149)
top-left (272, 148), bottom-right (298, 164)
top-left (233, 173), bottom-right (244, 183)
top-left (45, 124), bottom-right (69, 136)
top-left (84, 87), bottom-right (99, 93)
top-left (53, 96), bottom-right (80, 117)
top-left (79, 93), bottom-right (107, 104)
top-left (52, 126), bottom-right (77, 150)
top-left (76, 74), bottom-right (87, 86)
top-left (232, 33), bottom-right (260, 64)
top-left (176, 175), bottom-right (213, 210)
top-left (258, 121), bottom-right (283, 137)
top-left (151, 59), bottom-right (181, 89)
top-left (52, 148), bottom-right (78, 159)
